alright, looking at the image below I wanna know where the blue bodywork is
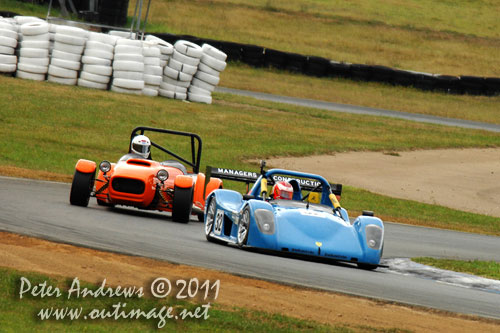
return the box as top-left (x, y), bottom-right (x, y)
top-left (204, 169), bottom-right (384, 267)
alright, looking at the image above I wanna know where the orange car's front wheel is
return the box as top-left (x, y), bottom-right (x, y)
top-left (171, 185), bottom-right (193, 223)
top-left (69, 170), bottom-right (95, 207)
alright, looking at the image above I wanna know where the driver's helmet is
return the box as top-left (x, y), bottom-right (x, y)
top-left (130, 135), bottom-right (151, 159)
top-left (272, 181), bottom-right (293, 200)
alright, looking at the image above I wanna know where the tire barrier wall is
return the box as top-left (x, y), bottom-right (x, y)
top-left (0, 16), bottom-right (228, 104)
top-left (149, 32), bottom-right (500, 97)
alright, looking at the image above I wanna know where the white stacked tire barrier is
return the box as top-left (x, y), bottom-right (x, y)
top-left (48, 23), bottom-right (57, 56)
top-left (14, 16), bottom-right (43, 25)
top-left (145, 35), bottom-right (173, 68)
top-left (16, 21), bottom-right (50, 81)
top-left (159, 40), bottom-right (201, 100)
top-left (48, 25), bottom-right (88, 85)
top-left (109, 30), bottom-right (136, 40)
top-left (111, 38), bottom-right (144, 95)
top-left (142, 41), bottom-right (162, 97)
top-left (78, 32), bottom-right (117, 90)
top-left (3, 17), bottom-right (227, 103)
top-left (0, 19), bottom-right (18, 73)
top-left (188, 43), bottom-right (227, 104)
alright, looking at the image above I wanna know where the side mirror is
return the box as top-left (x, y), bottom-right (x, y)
top-left (259, 160), bottom-right (266, 175)
top-left (362, 210), bottom-right (374, 216)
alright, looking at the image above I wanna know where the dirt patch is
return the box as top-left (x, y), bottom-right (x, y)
top-left (1, 231), bottom-right (499, 332)
top-left (267, 148), bottom-right (500, 217)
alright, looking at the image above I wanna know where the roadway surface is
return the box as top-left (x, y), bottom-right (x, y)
top-left (216, 87), bottom-right (500, 133)
top-left (1, 177), bottom-right (499, 319)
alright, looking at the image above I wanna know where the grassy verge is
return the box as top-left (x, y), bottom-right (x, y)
top-left (129, 0), bottom-right (500, 76)
top-left (413, 258), bottom-right (500, 281)
top-left (1, 75), bottom-right (498, 176)
top-left (1, 0), bottom-right (58, 17)
top-left (3, 3), bottom-right (500, 125)
top-left (0, 76), bottom-right (499, 235)
top-left (0, 267), bottom-right (351, 332)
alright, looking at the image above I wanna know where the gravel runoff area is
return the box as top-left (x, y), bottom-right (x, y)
top-left (267, 148), bottom-right (500, 218)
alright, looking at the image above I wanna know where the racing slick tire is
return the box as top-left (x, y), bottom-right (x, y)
top-left (357, 263), bottom-right (378, 270)
top-left (197, 212), bottom-right (204, 222)
top-left (204, 197), bottom-right (221, 243)
top-left (172, 185), bottom-right (193, 223)
top-left (236, 207), bottom-right (250, 248)
top-left (69, 170), bottom-right (95, 207)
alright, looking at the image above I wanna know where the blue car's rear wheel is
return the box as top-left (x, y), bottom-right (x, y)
top-left (237, 207), bottom-right (250, 247)
top-left (69, 170), bottom-right (95, 207)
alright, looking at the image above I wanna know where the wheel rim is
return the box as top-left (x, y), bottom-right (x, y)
top-left (237, 209), bottom-right (249, 244)
top-left (205, 199), bottom-right (216, 236)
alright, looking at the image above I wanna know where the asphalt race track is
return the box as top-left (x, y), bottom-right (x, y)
top-left (1, 176), bottom-right (499, 319)
top-left (217, 87), bottom-right (500, 133)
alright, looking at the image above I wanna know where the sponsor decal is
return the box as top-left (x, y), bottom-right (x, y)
top-left (216, 168), bottom-right (258, 179)
top-left (272, 175), bottom-right (321, 188)
top-left (291, 248), bottom-right (314, 255)
top-left (324, 253), bottom-right (348, 259)
top-left (299, 210), bottom-right (326, 218)
top-left (214, 211), bottom-right (224, 235)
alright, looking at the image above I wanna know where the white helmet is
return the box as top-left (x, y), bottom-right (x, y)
top-left (131, 135), bottom-right (151, 159)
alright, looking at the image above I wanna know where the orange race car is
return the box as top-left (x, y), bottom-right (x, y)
top-left (69, 126), bottom-right (223, 223)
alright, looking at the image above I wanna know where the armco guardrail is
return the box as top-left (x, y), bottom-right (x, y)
top-left (150, 32), bottom-right (500, 97)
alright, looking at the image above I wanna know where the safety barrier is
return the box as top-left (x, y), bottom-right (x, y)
top-left (149, 32), bottom-right (500, 97)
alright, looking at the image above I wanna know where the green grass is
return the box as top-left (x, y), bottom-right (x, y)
top-left (0, 75), bottom-right (499, 235)
top-left (128, 0), bottom-right (500, 77)
top-left (0, 0), bottom-right (58, 18)
top-left (5, 0), bottom-right (498, 76)
top-left (1, 75), bottom-right (498, 176)
top-left (0, 267), bottom-right (351, 332)
top-left (197, 0), bottom-right (500, 39)
top-left (413, 258), bottom-right (500, 281)
top-left (3, 2), bottom-right (500, 125)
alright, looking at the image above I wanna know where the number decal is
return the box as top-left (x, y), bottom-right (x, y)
top-left (214, 210), bottom-right (224, 235)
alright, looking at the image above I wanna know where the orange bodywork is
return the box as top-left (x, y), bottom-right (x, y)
top-left (94, 158), bottom-right (220, 214)
top-left (174, 175), bottom-right (194, 188)
top-left (75, 159), bottom-right (96, 174)
top-left (192, 173), bottom-right (222, 211)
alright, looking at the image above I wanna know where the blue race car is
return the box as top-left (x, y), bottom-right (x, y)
top-left (203, 162), bottom-right (384, 269)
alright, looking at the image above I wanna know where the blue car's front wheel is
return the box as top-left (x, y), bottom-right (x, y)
top-left (205, 198), bottom-right (217, 241)
top-left (237, 207), bottom-right (250, 247)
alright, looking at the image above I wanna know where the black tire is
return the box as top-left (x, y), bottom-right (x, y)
top-left (69, 170), bottom-right (95, 207)
top-left (172, 186), bottom-right (193, 223)
top-left (197, 212), bottom-right (204, 222)
top-left (237, 207), bottom-right (250, 248)
top-left (204, 198), bottom-right (216, 241)
top-left (357, 263), bottom-right (378, 270)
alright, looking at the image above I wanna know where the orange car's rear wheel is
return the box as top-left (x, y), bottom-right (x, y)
top-left (172, 185), bottom-right (193, 223)
top-left (69, 170), bottom-right (95, 207)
